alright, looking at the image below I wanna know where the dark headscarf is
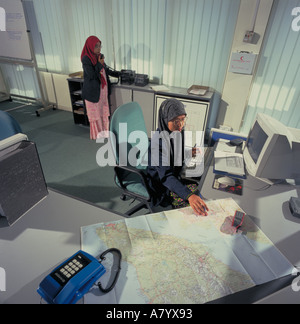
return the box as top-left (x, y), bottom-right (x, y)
top-left (153, 99), bottom-right (186, 167)
top-left (147, 99), bottom-right (187, 207)
top-left (158, 98), bottom-right (186, 133)
top-left (81, 35), bottom-right (101, 66)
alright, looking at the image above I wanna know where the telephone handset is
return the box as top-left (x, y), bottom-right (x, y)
top-left (37, 249), bottom-right (121, 304)
top-left (100, 54), bottom-right (121, 84)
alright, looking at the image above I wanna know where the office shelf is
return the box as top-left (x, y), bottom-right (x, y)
top-left (67, 78), bottom-right (89, 126)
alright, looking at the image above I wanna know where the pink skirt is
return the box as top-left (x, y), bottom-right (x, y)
top-left (85, 70), bottom-right (110, 140)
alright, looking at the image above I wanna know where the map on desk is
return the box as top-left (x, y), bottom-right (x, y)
top-left (81, 198), bottom-right (295, 304)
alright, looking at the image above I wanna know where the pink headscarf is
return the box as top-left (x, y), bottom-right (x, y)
top-left (81, 35), bottom-right (107, 88)
top-left (81, 35), bottom-right (101, 66)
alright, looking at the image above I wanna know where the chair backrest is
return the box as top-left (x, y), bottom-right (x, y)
top-left (110, 102), bottom-right (149, 170)
top-left (0, 111), bottom-right (23, 140)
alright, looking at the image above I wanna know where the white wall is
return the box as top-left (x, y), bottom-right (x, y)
top-left (241, 0), bottom-right (300, 132)
top-left (217, 0), bottom-right (274, 131)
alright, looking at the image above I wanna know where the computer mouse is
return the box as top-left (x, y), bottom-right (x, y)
top-left (218, 176), bottom-right (235, 187)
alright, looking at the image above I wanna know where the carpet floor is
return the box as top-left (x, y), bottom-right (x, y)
top-left (1, 100), bottom-right (153, 216)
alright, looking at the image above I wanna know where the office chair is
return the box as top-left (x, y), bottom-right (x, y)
top-left (109, 101), bottom-right (154, 216)
top-left (0, 110), bottom-right (23, 140)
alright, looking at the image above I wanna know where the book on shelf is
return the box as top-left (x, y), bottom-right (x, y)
top-left (73, 107), bottom-right (85, 115)
top-left (74, 100), bottom-right (84, 106)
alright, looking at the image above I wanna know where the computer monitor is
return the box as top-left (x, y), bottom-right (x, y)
top-left (243, 113), bottom-right (300, 182)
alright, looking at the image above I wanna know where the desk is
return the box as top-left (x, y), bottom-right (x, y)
top-left (200, 162), bottom-right (300, 267)
top-left (67, 78), bottom-right (217, 138)
top-left (199, 149), bottom-right (300, 303)
top-left (2, 174), bottom-right (299, 304)
top-left (0, 189), bottom-right (124, 304)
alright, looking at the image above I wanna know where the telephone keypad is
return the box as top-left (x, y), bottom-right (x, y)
top-left (51, 253), bottom-right (92, 286)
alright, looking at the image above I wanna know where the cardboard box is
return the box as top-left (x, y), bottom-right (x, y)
top-left (69, 71), bottom-right (84, 78)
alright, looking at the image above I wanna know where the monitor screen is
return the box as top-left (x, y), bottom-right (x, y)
top-left (246, 121), bottom-right (268, 164)
top-left (244, 113), bottom-right (300, 182)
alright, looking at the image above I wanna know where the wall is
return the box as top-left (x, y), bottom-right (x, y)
top-left (241, 0), bottom-right (300, 133)
top-left (216, 0), bottom-right (274, 131)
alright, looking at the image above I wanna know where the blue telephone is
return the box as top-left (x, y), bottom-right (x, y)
top-left (37, 249), bottom-right (121, 304)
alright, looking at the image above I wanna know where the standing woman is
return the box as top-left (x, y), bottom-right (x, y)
top-left (81, 35), bottom-right (118, 139)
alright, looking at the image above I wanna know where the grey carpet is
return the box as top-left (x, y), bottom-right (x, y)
top-left (1, 101), bottom-right (151, 216)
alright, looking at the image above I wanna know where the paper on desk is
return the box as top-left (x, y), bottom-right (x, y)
top-left (215, 139), bottom-right (237, 153)
top-left (214, 151), bottom-right (245, 176)
top-left (150, 85), bottom-right (170, 92)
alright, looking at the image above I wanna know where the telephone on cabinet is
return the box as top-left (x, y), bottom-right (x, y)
top-left (37, 249), bottom-right (122, 304)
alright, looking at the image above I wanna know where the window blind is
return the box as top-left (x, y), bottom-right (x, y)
top-left (30, 0), bottom-right (239, 93)
top-left (2, 0), bottom-right (240, 104)
top-left (241, 0), bottom-right (300, 133)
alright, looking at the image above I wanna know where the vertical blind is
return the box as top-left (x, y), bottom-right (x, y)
top-left (241, 0), bottom-right (300, 133)
top-left (163, 0), bottom-right (240, 90)
top-left (28, 0), bottom-right (240, 94)
top-left (1, 0), bottom-right (240, 110)
top-left (0, 63), bottom-right (40, 98)
top-left (110, 0), bottom-right (167, 83)
top-left (5, 0), bottom-right (300, 134)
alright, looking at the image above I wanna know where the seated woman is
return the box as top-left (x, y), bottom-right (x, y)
top-left (147, 98), bottom-right (208, 216)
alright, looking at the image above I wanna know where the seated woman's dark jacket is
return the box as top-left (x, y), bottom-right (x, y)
top-left (146, 129), bottom-right (193, 207)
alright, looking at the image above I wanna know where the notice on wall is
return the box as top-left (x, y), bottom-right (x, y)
top-left (228, 52), bottom-right (257, 75)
